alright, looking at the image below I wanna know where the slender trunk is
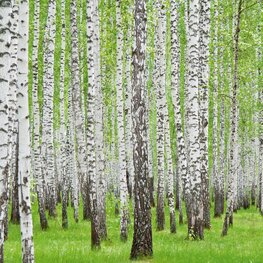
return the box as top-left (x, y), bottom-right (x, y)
top-left (42, 0), bottom-right (57, 218)
top-left (8, 2), bottom-right (19, 228)
top-left (59, 0), bottom-right (68, 229)
top-left (17, 0), bottom-right (35, 260)
top-left (130, 0), bottom-right (153, 258)
top-left (214, 97), bottom-right (225, 217)
top-left (116, 0), bottom-right (129, 241)
top-left (32, 0), bottom-right (48, 230)
top-left (93, 0), bottom-right (107, 240)
top-left (125, 26), bottom-right (134, 201)
top-left (156, 0), bottom-right (166, 232)
top-left (87, 0), bottom-right (100, 248)
top-left (222, 0), bottom-right (242, 236)
top-left (185, 0), bottom-right (204, 240)
top-left (199, 0), bottom-right (211, 229)
top-left (0, 1), bottom-right (12, 260)
top-left (164, 107), bottom-right (176, 233)
top-left (71, 0), bottom-right (86, 224)
top-left (170, 0), bottom-right (186, 225)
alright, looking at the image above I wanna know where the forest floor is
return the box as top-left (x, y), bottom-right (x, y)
top-left (5, 197), bottom-right (263, 263)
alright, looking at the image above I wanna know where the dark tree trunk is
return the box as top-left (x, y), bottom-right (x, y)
top-left (83, 179), bottom-right (91, 221)
top-left (156, 194), bottom-right (165, 231)
top-left (251, 183), bottom-right (256, 206)
top-left (56, 183), bottom-right (61, 204)
top-left (38, 195), bottom-right (48, 230)
top-left (214, 188), bottom-right (224, 217)
top-left (149, 177), bottom-right (155, 207)
top-left (130, 0), bottom-right (153, 258)
top-left (91, 199), bottom-right (100, 249)
top-left (62, 189), bottom-right (68, 229)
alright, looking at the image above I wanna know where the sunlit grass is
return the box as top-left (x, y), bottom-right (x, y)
top-left (5, 199), bottom-right (263, 263)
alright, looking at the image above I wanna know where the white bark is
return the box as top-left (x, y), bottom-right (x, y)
top-left (125, 26), bottom-right (134, 200)
top-left (71, 0), bottom-right (86, 223)
top-left (164, 104), bottom-right (176, 233)
top-left (199, 0), bottom-right (211, 228)
top-left (17, 0), bottom-right (35, 260)
top-left (170, 0), bottom-right (187, 223)
top-left (32, 0), bottom-right (48, 229)
top-left (116, 0), bottom-right (129, 241)
top-left (87, 0), bottom-right (100, 248)
top-left (42, 0), bottom-right (57, 217)
top-left (0, 1), bottom-right (12, 260)
top-left (222, 0), bottom-right (242, 236)
top-left (93, 0), bottom-right (107, 239)
top-left (186, 0), bottom-right (203, 239)
top-left (156, 0), bottom-right (166, 231)
top-left (6, 0), bottom-right (19, 238)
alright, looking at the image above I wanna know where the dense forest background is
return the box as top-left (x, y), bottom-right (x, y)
top-left (0, 0), bottom-right (263, 262)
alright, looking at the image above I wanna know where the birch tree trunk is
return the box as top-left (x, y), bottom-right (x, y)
top-left (130, 0), bottom-right (153, 258)
top-left (59, 0), bottom-right (68, 229)
top-left (93, 0), bottom-right (107, 240)
top-left (170, 0), bottom-right (186, 224)
top-left (222, 0), bottom-right (242, 236)
top-left (71, 0), bottom-right (86, 224)
top-left (32, 0), bottom-right (48, 230)
top-left (215, 96), bottom-right (225, 217)
top-left (199, 0), bottom-right (211, 229)
top-left (67, 80), bottom-right (78, 223)
top-left (87, 0), bottom-right (100, 248)
top-left (156, 0), bottom-right (166, 232)
top-left (125, 26), bottom-right (134, 201)
top-left (164, 106), bottom-right (176, 233)
top-left (17, 0), bottom-right (35, 260)
top-left (186, 0), bottom-right (204, 240)
top-left (116, 0), bottom-right (129, 241)
top-left (9, 1), bottom-right (20, 227)
top-left (42, 0), bottom-right (57, 218)
top-left (213, 0), bottom-right (222, 218)
top-left (0, 1), bottom-right (12, 260)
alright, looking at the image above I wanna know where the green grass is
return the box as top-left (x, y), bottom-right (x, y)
top-left (5, 199), bottom-right (263, 263)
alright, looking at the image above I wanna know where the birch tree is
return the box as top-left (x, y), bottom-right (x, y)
top-left (199, 0), bottom-right (211, 229)
top-left (94, 0), bottom-right (107, 239)
top-left (42, 0), bottom-right (57, 218)
top-left (9, 0), bottom-right (20, 227)
top-left (164, 105), bottom-right (176, 233)
top-left (185, 0), bottom-right (204, 240)
top-left (71, 0), bottom-right (86, 224)
top-left (170, 0), bottom-right (186, 225)
top-left (0, 1), bottom-right (12, 260)
top-left (17, 0), bottom-right (35, 260)
top-left (59, 0), bottom-right (68, 229)
top-left (116, 0), bottom-right (129, 241)
top-left (130, 0), bottom-right (153, 258)
top-left (156, 0), bottom-right (166, 232)
top-left (32, 0), bottom-right (48, 229)
top-left (222, 0), bottom-right (242, 236)
top-left (125, 25), bottom-right (134, 201)
top-left (87, 0), bottom-right (100, 248)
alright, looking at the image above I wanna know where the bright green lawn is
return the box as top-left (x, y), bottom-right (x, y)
top-left (5, 198), bottom-right (263, 263)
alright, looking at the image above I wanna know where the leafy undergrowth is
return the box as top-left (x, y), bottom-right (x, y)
top-left (5, 199), bottom-right (263, 263)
